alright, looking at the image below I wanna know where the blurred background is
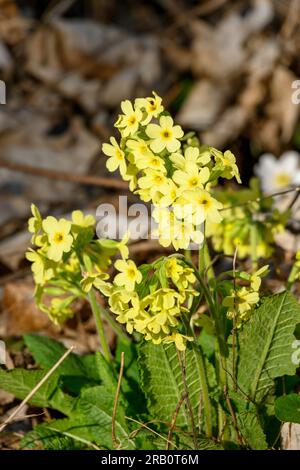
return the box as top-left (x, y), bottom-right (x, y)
top-left (0, 0), bottom-right (300, 365)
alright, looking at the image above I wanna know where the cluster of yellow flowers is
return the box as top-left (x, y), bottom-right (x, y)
top-left (26, 205), bottom-right (125, 323)
top-left (98, 255), bottom-right (199, 350)
top-left (206, 182), bottom-right (288, 259)
top-left (222, 265), bottom-right (269, 327)
top-left (102, 92), bottom-right (241, 250)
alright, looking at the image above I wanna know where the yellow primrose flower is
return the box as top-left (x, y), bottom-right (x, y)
top-left (135, 152), bottom-right (166, 173)
top-left (102, 137), bottom-right (127, 177)
top-left (170, 146), bottom-right (210, 170)
top-left (71, 210), bottom-right (95, 227)
top-left (137, 170), bottom-right (168, 202)
top-left (42, 216), bottom-right (73, 262)
top-left (223, 287), bottom-right (259, 326)
top-left (172, 163), bottom-right (210, 191)
top-left (213, 149), bottom-right (241, 184)
top-left (178, 189), bottom-right (223, 225)
top-left (114, 259), bottom-right (142, 291)
top-left (158, 180), bottom-right (179, 207)
top-left (164, 332), bottom-right (193, 351)
top-left (146, 115), bottom-right (183, 153)
top-left (165, 258), bottom-right (196, 290)
top-left (115, 100), bottom-right (142, 137)
top-left (126, 137), bottom-right (152, 160)
top-left (81, 270), bottom-right (109, 293)
top-left (165, 258), bottom-right (184, 283)
top-left (26, 250), bottom-right (54, 285)
top-left (117, 231), bottom-right (130, 260)
top-left (135, 91), bottom-right (164, 125)
top-left (153, 208), bottom-right (203, 250)
top-left (122, 161), bottom-right (139, 191)
top-left (28, 204), bottom-right (42, 236)
top-left (250, 265), bottom-right (269, 291)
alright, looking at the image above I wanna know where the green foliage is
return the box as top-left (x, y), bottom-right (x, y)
top-left (138, 341), bottom-right (216, 431)
top-left (275, 394), bottom-right (300, 424)
top-left (235, 292), bottom-right (300, 402)
top-left (8, 95), bottom-right (300, 449)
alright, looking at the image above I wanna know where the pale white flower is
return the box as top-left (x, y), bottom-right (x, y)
top-left (254, 151), bottom-right (300, 193)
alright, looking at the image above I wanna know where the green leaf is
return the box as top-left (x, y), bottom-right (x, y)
top-left (73, 386), bottom-right (135, 449)
top-left (94, 351), bottom-right (117, 389)
top-left (236, 292), bottom-right (300, 402)
top-left (115, 339), bottom-right (147, 417)
top-left (24, 334), bottom-right (86, 377)
top-left (275, 394), bottom-right (300, 424)
top-left (0, 368), bottom-right (75, 414)
top-left (21, 422), bottom-right (86, 450)
top-left (138, 341), bottom-right (216, 430)
top-left (237, 407), bottom-right (268, 450)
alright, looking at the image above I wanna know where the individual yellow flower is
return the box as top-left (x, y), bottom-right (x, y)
top-left (102, 137), bottom-right (127, 177)
top-left (137, 170), bottom-right (168, 202)
top-left (122, 161), bottom-right (139, 191)
top-left (135, 91), bottom-right (164, 125)
top-left (158, 180), bottom-right (179, 207)
top-left (135, 152), bottom-right (166, 173)
top-left (126, 138), bottom-right (152, 160)
top-left (71, 210), bottom-right (95, 227)
top-left (223, 287), bottom-right (259, 326)
top-left (170, 146), bottom-right (210, 170)
top-left (165, 258), bottom-right (196, 290)
top-left (115, 100), bottom-right (142, 137)
top-left (164, 332), bottom-right (193, 351)
top-left (26, 250), bottom-right (54, 285)
top-left (81, 270), bottom-right (109, 293)
top-left (28, 204), bottom-right (42, 236)
top-left (152, 208), bottom-right (203, 250)
top-left (42, 216), bottom-right (73, 262)
top-left (250, 265), bottom-right (269, 291)
top-left (172, 163), bottom-right (210, 191)
top-left (178, 189), bottom-right (223, 225)
top-left (114, 259), bottom-right (142, 291)
top-left (146, 115), bottom-right (183, 153)
top-left (165, 258), bottom-right (184, 282)
top-left (117, 231), bottom-right (130, 260)
top-left (213, 149), bottom-right (241, 183)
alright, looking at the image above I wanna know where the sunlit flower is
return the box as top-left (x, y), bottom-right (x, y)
top-left (135, 91), bottom-right (164, 125)
top-left (71, 210), bottom-right (95, 227)
top-left (223, 287), bottom-right (259, 326)
top-left (25, 250), bottom-right (53, 285)
top-left (213, 149), bottom-right (241, 183)
top-left (42, 216), bottom-right (73, 262)
top-left (170, 146), bottom-right (210, 170)
top-left (250, 265), bottom-right (269, 291)
top-left (115, 100), bottom-right (142, 137)
top-left (137, 170), bottom-right (168, 202)
top-left (126, 138), bottom-right (152, 160)
top-left (114, 259), bottom-right (142, 291)
top-left (172, 163), bottom-right (210, 191)
top-left (28, 204), bottom-right (42, 237)
top-left (177, 189), bottom-right (223, 225)
top-left (146, 115), bottom-right (184, 153)
top-left (102, 137), bottom-right (127, 177)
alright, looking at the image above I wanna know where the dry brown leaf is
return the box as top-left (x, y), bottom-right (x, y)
top-left (1, 280), bottom-right (59, 335)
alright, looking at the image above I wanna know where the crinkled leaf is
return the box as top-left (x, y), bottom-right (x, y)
top-left (236, 292), bottom-right (300, 402)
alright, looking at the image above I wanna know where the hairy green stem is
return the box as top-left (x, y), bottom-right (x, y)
top-left (99, 304), bottom-right (130, 343)
top-left (197, 346), bottom-right (213, 438)
top-left (88, 288), bottom-right (111, 362)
